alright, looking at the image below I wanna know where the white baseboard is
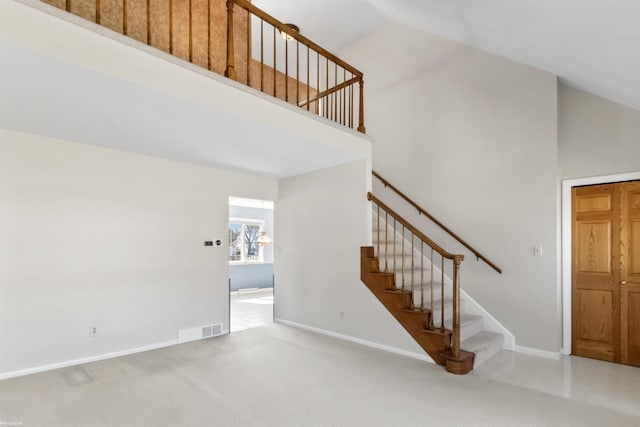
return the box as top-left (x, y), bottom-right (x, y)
top-left (515, 345), bottom-right (563, 360)
top-left (0, 339), bottom-right (178, 381)
top-left (275, 318), bottom-right (434, 364)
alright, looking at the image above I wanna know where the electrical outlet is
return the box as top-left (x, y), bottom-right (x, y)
top-left (90, 326), bottom-right (98, 337)
top-left (533, 245), bottom-right (543, 257)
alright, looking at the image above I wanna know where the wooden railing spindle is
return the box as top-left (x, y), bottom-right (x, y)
top-left (384, 211), bottom-right (388, 272)
top-left (440, 257), bottom-right (445, 331)
top-left (429, 248), bottom-right (434, 329)
top-left (207, 0), bottom-right (211, 70)
top-left (169, 0), bottom-right (173, 54)
top-left (393, 217), bottom-right (397, 284)
top-left (188, 0), bottom-right (193, 63)
top-left (357, 79), bottom-right (365, 133)
top-left (224, 0), bottom-right (236, 79)
top-left (246, 9), bottom-right (250, 86)
top-left (285, 36), bottom-right (288, 102)
top-left (260, 19), bottom-right (263, 90)
top-left (376, 204), bottom-right (380, 267)
top-left (401, 224), bottom-right (405, 290)
top-left (316, 52), bottom-right (320, 114)
top-left (146, 0), bottom-right (150, 45)
top-left (452, 257), bottom-right (462, 358)
top-left (420, 240), bottom-right (424, 310)
top-left (342, 69), bottom-right (346, 125)
top-left (333, 63), bottom-right (337, 121)
top-left (123, 0), bottom-right (127, 35)
top-left (296, 41), bottom-right (300, 105)
top-left (350, 79), bottom-right (353, 128)
top-left (325, 58), bottom-right (329, 118)
top-left (272, 27), bottom-right (276, 97)
top-left (411, 232), bottom-right (415, 308)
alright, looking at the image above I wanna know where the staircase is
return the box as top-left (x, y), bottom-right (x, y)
top-left (361, 189), bottom-right (505, 374)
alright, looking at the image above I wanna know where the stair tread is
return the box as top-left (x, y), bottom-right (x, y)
top-left (401, 308), bottom-right (429, 314)
top-left (383, 289), bottom-right (411, 295)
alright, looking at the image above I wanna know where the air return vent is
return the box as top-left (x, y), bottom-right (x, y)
top-left (202, 324), bottom-right (222, 338)
top-left (178, 323), bottom-right (224, 344)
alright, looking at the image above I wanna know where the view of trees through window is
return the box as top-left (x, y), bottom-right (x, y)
top-left (229, 220), bottom-right (263, 263)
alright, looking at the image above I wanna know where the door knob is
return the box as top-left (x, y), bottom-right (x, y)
top-left (621, 281), bottom-right (627, 285)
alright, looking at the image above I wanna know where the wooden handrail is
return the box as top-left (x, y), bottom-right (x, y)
top-left (372, 171), bottom-right (502, 274)
top-left (298, 75), bottom-right (360, 108)
top-left (367, 193), bottom-right (463, 262)
top-left (232, 0), bottom-right (363, 78)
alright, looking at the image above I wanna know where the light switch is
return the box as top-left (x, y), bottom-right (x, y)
top-left (533, 245), bottom-right (543, 257)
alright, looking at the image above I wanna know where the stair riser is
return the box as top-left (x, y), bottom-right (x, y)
top-left (451, 318), bottom-right (484, 343)
top-left (460, 332), bottom-right (505, 368)
top-left (467, 339), bottom-right (503, 368)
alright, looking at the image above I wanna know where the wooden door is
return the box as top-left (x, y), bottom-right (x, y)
top-left (572, 181), bottom-right (640, 366)
top-left (572, 184), bottom-right (620, 362)
top-left (620, 181), bottom-right (640, 367)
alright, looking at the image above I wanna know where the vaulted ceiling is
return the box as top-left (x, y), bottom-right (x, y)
top-left (254, 0), bottom-right (640, 112)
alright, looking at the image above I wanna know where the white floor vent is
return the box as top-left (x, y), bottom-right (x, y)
top-left (178, 323), bottom-right (224, 344)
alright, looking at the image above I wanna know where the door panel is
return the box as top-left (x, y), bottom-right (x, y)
top-left (578, 289), bottom-right (613, 342)
top-left (621, 181), bottom-right (640, 366)
top-left (572, 184), bottom-right (620, 362)
top-left (632, 221), bottom-right (640, 273)
top-left (627, 291), bottom-right (640, 366)
top-left (576, 194), bottom-right (612, 212)
top-left (576, 221), bottom-right (611, 273)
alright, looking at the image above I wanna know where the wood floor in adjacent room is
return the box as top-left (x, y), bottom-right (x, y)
top-left (1, 323), bottom-right (639, 426)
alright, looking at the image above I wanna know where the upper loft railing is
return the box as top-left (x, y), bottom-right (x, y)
top-left (373, 170), bottom-right (502, 274)
top-left (40, 0), bottom-right (365, 133)
top-left (227, 0), bottom-right (365, 133)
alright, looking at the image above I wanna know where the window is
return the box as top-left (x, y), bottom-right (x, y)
top-left (229, 219), bottom-right (264, 263)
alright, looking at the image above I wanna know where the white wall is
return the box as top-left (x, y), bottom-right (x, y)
top-left (341, 23), bottom-right (560, 351)
top-left (0, 129), bottom-right (277, 376)
top-left (275, 160), bottom-right (426, 355)
top-left (559, 84), bottom-right (640, 179)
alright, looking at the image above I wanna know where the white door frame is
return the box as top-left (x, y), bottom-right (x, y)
top-left (561, 171), bottom-right (640, 355)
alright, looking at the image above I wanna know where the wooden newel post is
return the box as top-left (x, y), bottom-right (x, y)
top-left (357, 78), bottom-right (366, 133)
top-left (225, 0), bottom-right (237, 80)
top-left (452, 256), bottom-right (462, 359)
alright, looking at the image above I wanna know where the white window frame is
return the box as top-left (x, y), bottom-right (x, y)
top-left (228, 218), bottom-right (265, 264)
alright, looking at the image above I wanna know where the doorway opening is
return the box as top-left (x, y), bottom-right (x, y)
top-left (228, 196), bottom-right (275, 332)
